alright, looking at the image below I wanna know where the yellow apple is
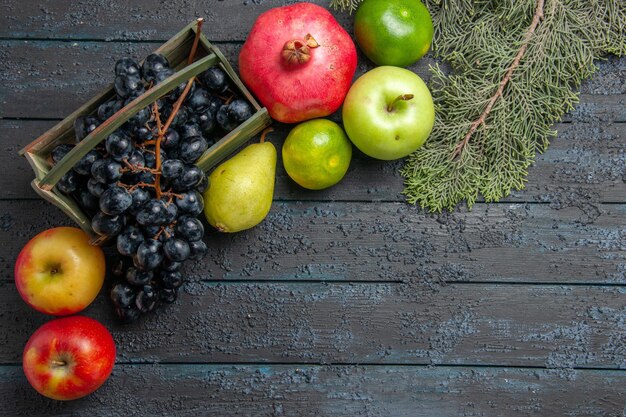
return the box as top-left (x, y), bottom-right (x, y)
top-left (14, 227), bottom-right (106, 315)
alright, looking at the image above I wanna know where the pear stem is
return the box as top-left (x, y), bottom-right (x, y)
top-left (388, 94), bottom-right (414, 112)
top-left (259, 127), bottom-right (274, 143)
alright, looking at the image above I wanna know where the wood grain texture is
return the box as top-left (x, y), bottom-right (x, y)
top-left (2, 364), bottom-right (625, 417)
top-left (1, 280), bottom-right (625, 368)
top-left (0, 0), bottom-right (353, 42)
top-left (0, 200), bottom-right (623, 284)
top-left (1, 1), bottom-right (625, 415)
top-left (3, 119), bottom-right (625, 203)
top-left (1, 40), bottom-right (624, 119)
top-left (0, 40), bottom-right (436, 119)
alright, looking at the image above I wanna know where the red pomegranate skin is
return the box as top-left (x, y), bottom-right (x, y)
top-left (239, 2), bottom-right (357, 123)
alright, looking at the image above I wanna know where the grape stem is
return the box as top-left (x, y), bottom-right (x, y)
top-left (122, 159), bottom-right (159, 174)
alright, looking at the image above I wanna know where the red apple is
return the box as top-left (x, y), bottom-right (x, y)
top-left (23, 316), bottom-right (116, 400)
top-left (15, 227), bottom-right (106, 315)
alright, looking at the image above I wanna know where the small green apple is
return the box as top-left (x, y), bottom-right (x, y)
top-left (342, 66), bottom-right (435, 160)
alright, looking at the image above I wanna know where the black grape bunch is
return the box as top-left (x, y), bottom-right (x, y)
top-left (49, 53), bottom-right (254, 322)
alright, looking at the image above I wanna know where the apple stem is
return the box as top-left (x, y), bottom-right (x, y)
top-left (388, 94), bottom-right (414, 112)
top-left (51, 360), bottom-right (66, 367)
top-left (259, 127), bottom-right (274, 144)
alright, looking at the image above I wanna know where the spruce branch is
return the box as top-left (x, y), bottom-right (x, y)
top-left (329, 0), bottom-right (362, 13)
top-left (452, 0), bottom-right (545, 159)
top-left (402, 0), bottom-right (626, 212)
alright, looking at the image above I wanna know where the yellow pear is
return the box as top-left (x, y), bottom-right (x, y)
top-left (203, 136), bottom-right (276, 233)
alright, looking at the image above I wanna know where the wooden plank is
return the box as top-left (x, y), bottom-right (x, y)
top-left (0, 200), bottom-right (623, 284)
top-left (1, 364), bottom-right (625, 417)
top-left (1, 280), bottom-right (625, 368)
top-left (0, 0), bottom-right (351, 42)
top-left (3, 119), bottom-right (625, 203)
top-left (1, 40), bottom-right (624, 120)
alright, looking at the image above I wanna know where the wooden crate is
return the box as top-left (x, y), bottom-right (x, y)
top-left (18, 20), bottom-right (271, 238)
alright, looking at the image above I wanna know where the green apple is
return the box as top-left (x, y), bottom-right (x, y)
top-left (342, 66), bottom-right (435, 160)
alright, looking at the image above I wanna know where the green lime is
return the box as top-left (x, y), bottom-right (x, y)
top-left (282, 119), bottom-right (352, 190)
top-left (354, 0), bottom-right (434, 67)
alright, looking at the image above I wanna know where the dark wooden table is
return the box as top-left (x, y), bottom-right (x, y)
top-left (1, 1), bottom-right (625, 416)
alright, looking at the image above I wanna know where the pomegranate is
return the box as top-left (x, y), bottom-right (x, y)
top-left (239, 2), bottom-right (357, 123)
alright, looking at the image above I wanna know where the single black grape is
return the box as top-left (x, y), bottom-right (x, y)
top-left (100, 185), bottom-right (133, 215)
top-left (162, 259), bottom-right (182, 272)
top-left (115, 305), bottom-right (141, 323)
top-left (117, 225), bottom-right (145, 256)
top-left (196, 108), bottom-right (216, 136)
top-left (92, 211), bottom-right (125, 236)
top-left (188, 239), bottom-right (208, 260)
top-left (159, 270), bottom-right (183, 289)
top-left (110, 282), bottom-right (136, 308)
top-left (186, 88), bottom-right (212, 112)
top-left (114, 74), bottom-right (144, 98)
top-left (84, 116), bottom-right (100, 136)
top-left (136, 199), bottom-right (169, 226)
top-left (115, 57), bottom-right (141, 78)
top-left (163, 237), bottom-right (190, 262)
top-left (126, 149), bottom-right (146, 168)
top-left (216, 105), bottom-right (238, 132)
top-left (134, 239), bottom-right (163, 271)
top-left (73, 116), bottom-right (100, 141)
top-left (161, 159), bottom-right (184, 179)
top-left (159, 287), bottom-right (178, 304)
top-left (175, 190), bottom-right (204, 215)
top-left (74, 149), bottom-right (101, 176)
top-left (133, 125), bottom-right (153, 143)
top-left (228, 99), bottom-right (253, 123)
top-left (105, 130), bottom-right (133, 161)
top-left (161, 129), bottom-right (180, 150)
top-left (179, 122), bottom-right (203, 139)
top-left (87, 177), bottom-right (108, 198)
top-left (200, 67), bottom-right (228, 93)
top-left (56, 171), bottom-right (79, 194)
top-left (75, 187), bottom-right (100, 211)
top-left (91, 158), bottom-right (123, 183)
top-left (97, 99), bottom-right (123, 122)
top-left (142, 53), bottom-right (170, 83)
top-left (179, 136), bottom-right (208, 164)
top-left (172, 165), bottom-right (203, 192)
top-left (51, 144), bottom-right (74, 164)
top-left (176, 216), bottom-right (204, 242)
top-left (126, 105), bottom-right (151, 129)
top-left (126, 267), bottom-right (153, 286)
top-left (129, 187), bottom-right (150, 214)
top-left (135, 284), bottom-right (158, 313)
